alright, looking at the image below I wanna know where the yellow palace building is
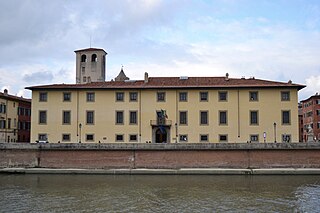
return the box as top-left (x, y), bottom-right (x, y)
top-left (26, 48), bottom-right (304, 143)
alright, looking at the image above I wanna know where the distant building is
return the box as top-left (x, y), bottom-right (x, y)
top-left (298, 103), bottom-right (304, 142)
top-left (26, 48), bottom-right (305, 143)
top-left (300, 94), bottom-right (320, 142)
top-left (0, 89), bottom-right (31, 142)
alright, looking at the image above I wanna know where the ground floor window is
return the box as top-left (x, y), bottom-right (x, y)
top-left (219, 134), bottom-right (228, 142)
top-left (86, 134), bottom-right (94, 142)
top-left (62, 134), bottom-right (71, 142)
top-left (179, 134), bottom-right (188, 142)
top-left (129, 134), bottom-right (137, 142)
top-left (116, 134), bottom-right (124, 142)
top-left (250, 134), bottom-right (259, 142)
top-left (38, 134), bottom-right (47, 142)
top-left (200, 134), bottom-right (208, 142)
top-left (282, 134), bottom-right (291, 143)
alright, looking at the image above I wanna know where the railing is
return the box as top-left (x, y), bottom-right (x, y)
top-left (150, 119), bottom-right (172, 126)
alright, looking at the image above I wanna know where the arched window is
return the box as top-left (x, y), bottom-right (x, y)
top-left (91, 54), bottom-right (97, 62)
top-left (81, 54), bottom-right (87, 62)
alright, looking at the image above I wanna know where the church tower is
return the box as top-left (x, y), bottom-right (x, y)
top-left (75, 48), bottom-right (107, 84)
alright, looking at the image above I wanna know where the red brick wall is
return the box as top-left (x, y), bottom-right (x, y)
top-left (1, 148), bottom-right (320, 169)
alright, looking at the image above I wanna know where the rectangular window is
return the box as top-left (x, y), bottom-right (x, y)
top-left (200, 111), bottom-right (208, 125)
top-left (116, 111), bottom-right (124, 124)
top-left (316, 110), bottom-right (320, 116)
top-left (317, 122), bottom-right (320, 129)
top-left (219, 135), bottom-right (228, 142)
top-left (179, 92), bottom-right (188, 102)
top-left (219, 111), bottom-right (227, 125)
top-left (179, 111), bottom-right (188, 125)
top-left (179, 135), bottom-right (188, 142)
top-left (282, 110), bottom-right (291, 125)
top-left (86, 92), bottom-right (95, 102)
top-left (129, 111), bottom-right (137, 124)
top-left (39, 92), bottom-right (47, 102)
top-left (63, 92), bottom-right (71, 102)
top-left (200, 134), bottom-right (208, 142)
top-left (219, 91), bottom-right (228, 101)
top-left (116, 92), bottom-right (124, 101)
top-left (250, 135), bottom-right (259, 142)
top-left (157, 92), bottom-right (166, 102)
top-left (282, 134), bottom-right (291, 143)
top-left (129, 92), bottom-right (138, 101)
top-left (200, 92), bottom-right (208, 101)
top-left (250, 111), bottom-right (259, 125)
top-left (39, 111), bottom-right (47, 124)
top-left (0, 104), bottom-right (6, 114)
top-left (249, 91), bottom-right (258, 101)
top-left (62, 134), bottom-right (71, 141)
top-left (38, 134), bottom-right (47, 141)
top-left (86, 134), bottom-right (94, 141)
top-left (0, 120), bottom-right (6, 129)
top-left (8, 118), bottom-right (11, 129)
top-left (116, 134), bottom-right (124, 142)
top-left (86, 111), bottom-right (94, 124)
top-left (63, 111), bottom-right (71, 124)
top-left (129, 134), bottom-right (137, 142)
top-left (281, 91), bottom-right (290, 101)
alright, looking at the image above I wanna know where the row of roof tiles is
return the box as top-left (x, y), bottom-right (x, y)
top-left (26, 76), bottom-right (305, 90)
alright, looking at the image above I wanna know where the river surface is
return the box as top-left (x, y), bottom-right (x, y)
top-left (0, 174), bottom-right (319, 213)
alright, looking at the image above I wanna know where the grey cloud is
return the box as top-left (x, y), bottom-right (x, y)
top-left (23, 71), bottom-right (54, 83)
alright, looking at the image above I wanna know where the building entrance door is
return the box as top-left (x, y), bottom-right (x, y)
top-left (156, 128), bottom-right (167, 143)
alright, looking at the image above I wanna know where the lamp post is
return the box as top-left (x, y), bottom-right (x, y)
top-left (273, 122), bottom-right (277, 143)
top-left (79, 123), bottom-right (82, 143)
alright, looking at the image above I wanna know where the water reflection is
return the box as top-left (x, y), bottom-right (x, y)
top-left (0, 175), bottom-right (319, 212)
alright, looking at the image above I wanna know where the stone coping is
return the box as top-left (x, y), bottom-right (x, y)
top-left (1, 168), bottom-right (320, 175)
top-left (1, 142), bottom-right (320, 150)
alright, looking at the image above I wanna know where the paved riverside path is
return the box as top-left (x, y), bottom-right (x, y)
top-left (1, 168), bottom-right (320, 175)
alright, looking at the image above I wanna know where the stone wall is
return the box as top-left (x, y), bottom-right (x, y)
top-left (1, 143), bottom-right (320, 169)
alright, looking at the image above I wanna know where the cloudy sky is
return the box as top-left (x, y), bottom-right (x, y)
top-left (0, 0), bottom-right (319, 100)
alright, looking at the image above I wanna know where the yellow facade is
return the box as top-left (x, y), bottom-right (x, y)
top-left (0, 94), bottom-right (18, 142)
top-left (29, 85), bottom-right (301, 143)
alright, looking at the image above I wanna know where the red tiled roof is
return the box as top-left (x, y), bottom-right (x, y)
top-left (0, 92), bottom-right (31, 103)
top-left (74, 48), bottom-right (107, 54)
top-left (25, 76), bottom-right (305, 91)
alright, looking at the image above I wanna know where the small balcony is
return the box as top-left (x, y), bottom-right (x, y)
top-left (150, 119), bottom-right (172, 126)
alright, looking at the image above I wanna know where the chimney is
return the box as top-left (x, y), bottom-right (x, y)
top-left (288, 80), bottom-right (292, 84)
top-left (4, 89), bottom-right (8, 96)
top-left (225, 73), bottom-right (229, 81)
top-left (144, 72), bottom-right (149, 83)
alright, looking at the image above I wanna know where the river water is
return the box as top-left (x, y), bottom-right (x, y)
top-left (0, 174), bottom-right (319, 213)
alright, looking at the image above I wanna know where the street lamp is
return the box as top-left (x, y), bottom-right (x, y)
top-left (273, 122), bottom-right (277, 143)
top-left (79, 123), bottom-right (82, 143)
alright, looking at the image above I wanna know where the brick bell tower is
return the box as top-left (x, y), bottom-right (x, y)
top-left (75, 48), bottom-right (107, 84)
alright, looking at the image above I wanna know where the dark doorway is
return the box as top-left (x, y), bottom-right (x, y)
top-left (156, 128), bottom-right (167, 143)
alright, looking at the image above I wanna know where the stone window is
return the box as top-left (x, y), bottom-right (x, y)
top-left (219, 91), bottom-right (228, 101)
top-left (219, 111), bottom-right (227, 125)
top-left (282, 134), bottom-right (291, 143)
top-left (282, 110), bottom-right (291, 125)
top-left (249, 91), bottom-right (258, 101)
top-left (130, 92), bottom-right (138, 101)
top-left (86, 111), bottom-right (94, 124)
top-left (179, 92), bottom-right (188, 102)
top-left (116, 92), bottom-right (124, 101)
top-left (62, 111), bottom-right (71, 124)
top-left (219, 134), bottom-right (228, 142)
top-left (129, 134), bottom-right (137, 142)
top-left (250, 134), bottom-right (259, 142)
top-left (63, 92), bottom-right (71, 102)
top-left (86, 92), bottom-right (95, 102)
top-left (129, 111), bottom-right (137, 124)
top-left (179, 111), bottom-right (188, 125)
top-left (62, 134), bottom-right (70, 142)
top-left (157, 92), bottom-right (166, 102)
top-left (200, 111), bottom-right (208, 125)
top-left (39, 110), bottom-right (47, 124)
top-left (250, 111), bottom-right (259, 125)
top-left (200, 92), bottom-right (208, 101)
top-left (81, 54), bottom-right (86, 62)
top-left (116, 134), bottom-right (124, 142)
top-left (116, 111), bottom-right (124, 124)
top-left (91, 54), bottom-right (97, 62)
top-left (281, 91), bottom-right (290, 101)
top-left (179, 134), bottom-right (188, 142)
top-left (86, 134), bottom-right (94, 142)
top-left (200, 134), bottom-right (208, 142)
top-left (39, 92), bottom-right (47, 102)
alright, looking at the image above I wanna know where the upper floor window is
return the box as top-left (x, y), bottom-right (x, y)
top-left (91, 54), bottom-right (97, 62)
top-left (130, 92), bottom-right (138, 102)
top-left (219, 91), bottom-right (228, 101)
top-left (179, 92), bottom-right (188, 102)
top-left (157, 92), bottom-right (166, 102)
top-left (81, 54), bottom-right (86, 62)
top-left (86, 92), bottom-right (95, 102)
top-left (250, 111), bottom-right (259, 125)
top-left (129, 111), bottom-right (137, 124)
top-left (200, 92), bottom-right (208, 101)
top-left (282, 110), bottom-right (291, 125)
top-left (62, 111), bottom-right (71, 124)
top-left (249, 91), bottom-right (258, 101)
top-left (63, 92), bottom-right (71, 102)
top-left (116, 111), bottom-right (124, 125)
top-left (39, 110), bottom-right (47, 124)
top-left (281, 91), bottom-right (290, 101)
top-left (86, 111), bottom-right (94, 124)
top-left (179, 111), bottom-right (188, 125)
top-left (39, 92), bottom-right (47, 102)
top-left (0, 104), bottom-right (6, 114)
top-left (116, 92), bottom-right (124, 101)
top-left (219, 111), bottom-right (227, 125)
top-left (200, 111), bottom-right (208, 125)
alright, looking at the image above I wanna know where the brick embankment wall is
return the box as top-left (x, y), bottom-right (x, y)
top-left (0, 143), bottom-right (320, 169)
